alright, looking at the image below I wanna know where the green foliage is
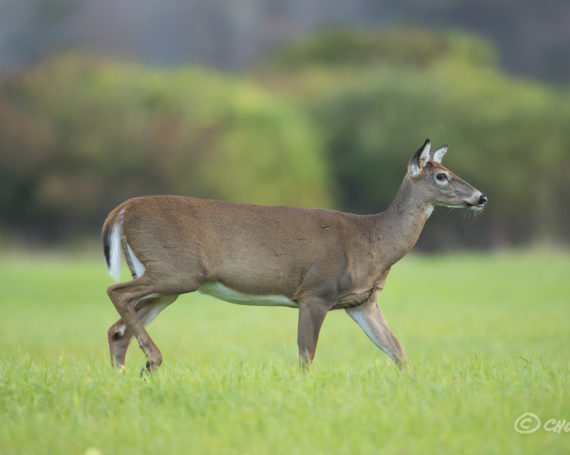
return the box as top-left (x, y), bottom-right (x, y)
top-left (0, 54), bottom-right (332, 239)
top-left (0, 252), bottom-right (569, 453)
top-left (267, 27), bottom-right (498, 70)
top-left (259, 28), bottom-right (570, 247)
top-left (310, 65), bottom-right (570, 246)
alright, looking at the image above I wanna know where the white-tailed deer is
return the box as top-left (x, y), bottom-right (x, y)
top-left (103, 139), bottom-right (487, 373)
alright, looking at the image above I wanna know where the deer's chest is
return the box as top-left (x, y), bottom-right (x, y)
top-left (330, 263), bottom-right (390, 310)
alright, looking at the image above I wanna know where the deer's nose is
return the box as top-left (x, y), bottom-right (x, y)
top-left (478, 195), bottom-right (488, 205)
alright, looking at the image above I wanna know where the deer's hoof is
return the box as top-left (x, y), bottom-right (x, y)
top-left (140, 361), bottom-right (152, 378)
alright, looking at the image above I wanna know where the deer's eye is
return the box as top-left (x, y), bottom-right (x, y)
top-left (435, 173), bottom-right (448, 182)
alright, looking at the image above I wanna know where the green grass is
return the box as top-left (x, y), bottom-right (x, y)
top-left (0, 251), bottom-right (569, 454)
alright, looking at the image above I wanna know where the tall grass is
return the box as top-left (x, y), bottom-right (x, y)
top-left (0, 251), bottom-right (568, 454)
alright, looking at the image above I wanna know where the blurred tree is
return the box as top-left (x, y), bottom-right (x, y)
top-left (0, 54), bottom-right (333, 241)
top-left (265, 27), bottom-right (498, 70)
top-left (257, 28), bottom-right (570, 248)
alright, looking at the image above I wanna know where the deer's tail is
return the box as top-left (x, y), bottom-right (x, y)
top-left (102, 207), bottom-right (124, 282)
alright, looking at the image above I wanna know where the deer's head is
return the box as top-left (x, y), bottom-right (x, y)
top-left (407, 139), bottom-right (487, 210)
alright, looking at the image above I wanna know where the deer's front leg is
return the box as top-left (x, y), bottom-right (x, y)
top-left (297, 297), bottom-right (331, 369)
top-left (346, 295), bottom-right (408, 370)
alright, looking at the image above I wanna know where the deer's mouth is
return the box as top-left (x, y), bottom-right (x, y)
top-left (464, 195), bottom-right (488, 211)
top-left (465, 202), bottom-right (482, 211)
top-left (463, 192), bottom-right (488, 210)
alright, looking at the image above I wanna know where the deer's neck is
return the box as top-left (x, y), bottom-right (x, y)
top-left (372, 176), bottom-right (432, 266)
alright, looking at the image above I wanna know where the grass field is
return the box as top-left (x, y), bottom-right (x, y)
top-left (0, 250), bottom-right (569, 454)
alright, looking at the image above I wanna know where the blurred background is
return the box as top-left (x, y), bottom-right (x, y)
top-left (1, 0), bottom-right (569, 251)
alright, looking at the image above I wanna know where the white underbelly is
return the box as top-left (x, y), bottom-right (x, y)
top-left (198, 282), bottom-right (298, 308)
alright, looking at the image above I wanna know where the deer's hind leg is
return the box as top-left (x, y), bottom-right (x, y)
top-left (106, 273), bottom-right (195, 373)
top-left (107, 295), bottom-right (178, 369)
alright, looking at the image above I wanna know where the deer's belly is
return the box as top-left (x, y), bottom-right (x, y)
top-left (198, 282), bottom-right (298, 308)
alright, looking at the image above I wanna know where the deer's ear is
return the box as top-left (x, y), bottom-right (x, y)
top-left (408, 139), bottom-right (431, 177)
top-left (432, 145), bottom-right (448, 164)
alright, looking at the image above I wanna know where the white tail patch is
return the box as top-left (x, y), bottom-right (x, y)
top-left (124, 241), bottom-right (146, 278)
top-left (106, 209), bottom-right (146, 281)
top-left (107, 220), bottom-right (123, 282)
